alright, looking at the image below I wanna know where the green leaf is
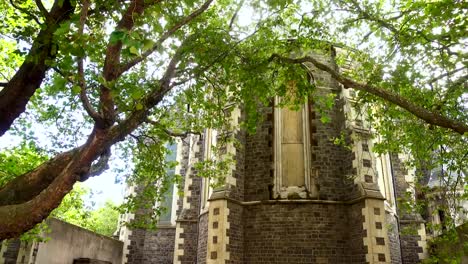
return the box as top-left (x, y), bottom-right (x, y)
top-left (320, 115), bottom-right (331, 124)
top-left (143, 39), bottom-right (155, 51)
top-left (136, 103), bottom-right (144, 110)
top-left (54, 21), bottom-right (71, 36)
top-left (53, 77), bottom-right (67, 91)
top-left (131, 90), bottom-right (143, 100)
top-left (129, 46), bottom-right (139, 56)
top-left (109, 30), bottom-right (125, 44)
top-left (71, 85), bottom-right (81, 94)
top-left (97, 75), bottom-right (107, 86)
top-left (70, 46), bottom-right (85, 58)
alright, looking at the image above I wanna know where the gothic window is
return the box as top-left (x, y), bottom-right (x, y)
top-left (274, 97), bottom-right (312, 199)
top-left (158, 143), bottom-right (178, 226)
top-left (159, 175), bottom-right (175, 223)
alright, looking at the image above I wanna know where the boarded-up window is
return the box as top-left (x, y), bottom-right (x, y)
top-left (274, 97), bottom-right (312, 199)
top-left (281, 107), bottom-right (305, 187)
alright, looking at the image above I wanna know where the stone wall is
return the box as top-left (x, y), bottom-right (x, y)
top-left (174, 135), bottom-right (203, 264)
top-left (390, 154), bottom-right (410, 199)
top-left (140, 228), bottom-right (175, 264)
top-left (0, 239), bottom-right (20, 264)
top-left (125, 228), bottom-right (145, 264)
top-left (119, 49), bottom-right (430, 264)
top-left (391, 154), bottom-right (427, 263)
top-left (236, 51), bottom-right (383, 263)
top-left (197, 212), bottom-right (208, 264)
top-left (225, 108), bottom-right (246, 202)
top-left (4, 218), bottom-right (124, 264)
top-left (399, 222), bottom-right (424, 264)
top-left (386, 212), bottom-right (403, 264)
top-left (347, 201), bottom-right (367, 263)
top-left (243, 90), bottom-right (355, 203)
top-left (226, 202), bottom-right (243, 264)
top-left (122, 208), bottom-right (179, 264)
top-left (310, 88), bottom-right (354, 201)
top-left (243, 202), bottom-right (355, 264)
top-left (244, 104), bottom-right (274, 202)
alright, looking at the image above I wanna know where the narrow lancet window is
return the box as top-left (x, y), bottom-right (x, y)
top-left (274, 97), bottom-right (311, 199)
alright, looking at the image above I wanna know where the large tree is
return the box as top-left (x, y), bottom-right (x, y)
top-left (0, 0), bottom-right (466, 239)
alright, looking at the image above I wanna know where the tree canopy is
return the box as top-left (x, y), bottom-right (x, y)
top-left (0, 0), bottom-right (466, 240)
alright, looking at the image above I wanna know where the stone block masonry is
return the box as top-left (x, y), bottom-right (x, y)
top-left (174, 135), bottom-right (203, 264)
top-left (386, 212), bottom-right (403, 264)
top-left (244, 202), bottom-right (358, 264)
top-left (0, 239), bottom-right (20, 264)
top-left (197, 212), bottom-right (209, 263)
top-left (141, 228), bottom-right (175, 264)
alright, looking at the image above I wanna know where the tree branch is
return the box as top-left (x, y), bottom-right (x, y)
top-left (34, 0), bottom-right (49, 19)
top-left (0, 149), bottom-right (78, 206)
top-left (100, 0), bottom-right (163, 128)
top-left (119, 0), bottom-right (214, 75)
top-left (0, 127), bottom-right (112, 239)
top-left (269, 53), bottom-right (468, 135)
top-left (76, 0), bottom-right (103, 124)
top-left (426, 67), bottom-right (467, 85)
top-left (0, 0), bottom-right (76, 136)
top-left (9, 0), bottom-right (42, 25)
top-left (0, 7), bottom-right (200, 241)
top-left (52, 67), bottom-right (74, 83)
top-left (433, 74), bottom-right (468, 112)
top-left (228, 0), bottom-right (245, 30)
top-left (110, 39), bottom-right (189, 142)
top-left (0, 39), bottom-right (188, 238)
top-left (81, 147), bottom-right (111, 181)
top-left (78, 64), bottom-right (103, 123)
top-left (346, 0), bottom-right (399, 34)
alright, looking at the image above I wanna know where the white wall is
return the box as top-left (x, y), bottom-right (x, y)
top-left (34, 218), bottom-right (122, 264)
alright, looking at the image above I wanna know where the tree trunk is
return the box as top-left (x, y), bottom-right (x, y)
top-left (0, 128), bottom-right (109, 239)
top-left (0, 0), bottom-right (75, 136)
top-left (0, 150), bottom-right (77, 206)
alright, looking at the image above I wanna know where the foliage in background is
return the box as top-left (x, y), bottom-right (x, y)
top-left (423, 223), bottom-right (468, 264)
top-left (84, 200), bottom-right (120, 237)
top-left (0, 143), bottom-right (47, 188)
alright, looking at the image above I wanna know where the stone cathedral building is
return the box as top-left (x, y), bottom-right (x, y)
top-left (118, 49), bottom-right (430, 264)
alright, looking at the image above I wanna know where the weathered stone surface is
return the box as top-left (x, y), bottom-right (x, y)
top-left (197, 213), bottom-right (209, 264)
top-left (386, 212), bottom-right (403, 264)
